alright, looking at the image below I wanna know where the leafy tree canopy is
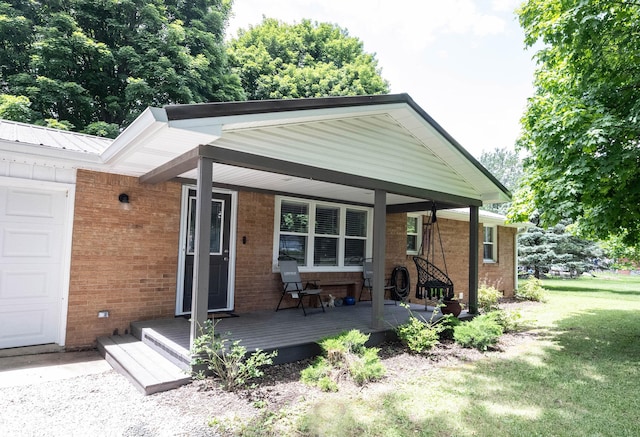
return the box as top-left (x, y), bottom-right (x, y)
top-left (0, 0), bottom-right (244, 137)
top-left (512, 0), bottom-right (640, 246)
top-left (519, 220), bottom-right (601, 278)
top-left (227, 18), bottom-right (389, 100)
top-left (478, 147), bottom-right (523, 215)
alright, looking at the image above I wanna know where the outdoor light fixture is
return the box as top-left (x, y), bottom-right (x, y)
top-left (118, 193), bottom-right (129, 203)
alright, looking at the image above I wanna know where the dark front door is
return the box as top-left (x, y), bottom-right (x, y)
top-left (182, 189), bottom-right (231, 313)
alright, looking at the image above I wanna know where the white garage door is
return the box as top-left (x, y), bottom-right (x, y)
top-left (0, 183), bottom-right (70, 349)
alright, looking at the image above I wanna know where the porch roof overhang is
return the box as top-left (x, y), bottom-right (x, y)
top-left (101, 94), bottom-right (511, 210)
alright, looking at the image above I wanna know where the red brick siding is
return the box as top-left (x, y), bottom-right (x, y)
top-left (65, 173), bottom-right (517, 349)
top-left (394, 217), bottom-right (517, 306)
top-left (66, 170), bottom-right (181, 349)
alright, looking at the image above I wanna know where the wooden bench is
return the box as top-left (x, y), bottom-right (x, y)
top-left (308, 280), bottom-right (358, 298)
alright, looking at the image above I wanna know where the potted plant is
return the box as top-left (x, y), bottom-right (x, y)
top-left (440, 291), bottom-right (462, 317)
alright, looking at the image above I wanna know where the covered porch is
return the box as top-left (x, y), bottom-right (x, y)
top-left (105, 94), bottom-right (510, 354)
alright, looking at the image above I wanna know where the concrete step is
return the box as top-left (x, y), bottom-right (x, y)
top-left (97, 335), bottom-right (191, 395)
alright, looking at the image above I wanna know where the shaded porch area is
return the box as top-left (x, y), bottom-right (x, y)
top-left (130, 301), bottom-right (458, 370)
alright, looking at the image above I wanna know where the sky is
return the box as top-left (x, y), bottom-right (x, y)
top-left (226, 0), bottom-right (538, 158)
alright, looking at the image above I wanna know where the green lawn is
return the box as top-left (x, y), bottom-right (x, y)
top-left (290, 274), bottom-right (640, 436)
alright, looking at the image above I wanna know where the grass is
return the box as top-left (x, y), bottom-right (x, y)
top-left (288, 274), bottom-right (640, 436)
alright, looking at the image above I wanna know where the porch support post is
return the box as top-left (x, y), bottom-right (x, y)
top-left (468, 205), bottom-right (479, 314)
top-left (190, 157), bottom-right (213, 348)
top-left (371, 189), bottom-right (386, 329)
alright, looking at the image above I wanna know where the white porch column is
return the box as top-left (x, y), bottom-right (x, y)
top-left (190, 157), bottom-right (213, 348)
top-left (468, 205), bottom-right (479, 314)
top-left (371, 189), bottom-right (386, 329)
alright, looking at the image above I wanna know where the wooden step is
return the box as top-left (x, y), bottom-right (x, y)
top-left (97, 335), bottom-right (191, 395)
top-left (130, 320), bottom-right (191, 371)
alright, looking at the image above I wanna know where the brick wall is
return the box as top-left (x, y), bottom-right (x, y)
top-left (65, 173), bottom-right (517, 349)
top-left (395, 216), bottom-right (517, 306)
top-left (66, 170), bottom-right (181, 349)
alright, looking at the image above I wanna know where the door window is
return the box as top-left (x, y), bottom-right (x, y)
top-left (187, 197), bottom-right (223, 255)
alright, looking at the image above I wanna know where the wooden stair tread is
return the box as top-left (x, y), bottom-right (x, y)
top-left (97, 335), bottom-right (191, 395)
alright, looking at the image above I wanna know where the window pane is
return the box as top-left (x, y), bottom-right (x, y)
top-left (346, 209), bottom-right (367, 237)
top-left (280, 202), bottom-right (308, 233)
top-left (344, 239), bottom-right (365, 265)
top-left (315, 206), bottom-right (339, 235)
top-left (187, 198), bottom-right (223, 254)
top-left (407, 216), bottom-right (418, 234)
top-left (483, 243), bottom-right (493, 260)
top-left (314, 237), bottom-right (338, 266)
top-left (407, 235), bottom-right (417, 252)
top-left (279, 235), bottom-right (307, 265)
top-left (483, 226), bottom-right (493, 243)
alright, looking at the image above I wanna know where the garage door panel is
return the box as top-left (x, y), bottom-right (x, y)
top-left (1, 225), bottom-right (64, 259)
top-left (0, 187), bottom-right (67, 224)
top-left (0, 267), bottom-right (59, 300)
top-left (0, 304), bottom-right (58, 348)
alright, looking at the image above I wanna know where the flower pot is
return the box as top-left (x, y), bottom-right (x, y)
top-left (441, 300), bottom-right (462, 317)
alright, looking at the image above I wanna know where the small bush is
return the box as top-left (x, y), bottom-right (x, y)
top-left (396, 316), bottom-right (440, 353)
top-left (453, 315), bottom-right (503, 351)
top-left (478, 284), bottom-right (502, 312)
top-left (191, 320), bottom-right (277, 391)
top-left (486, 309), bottom-right (522, 333)
top-left (301, 329), bottom-right (385, 391)
top-left (517, 276), bottom-right (547, 302)
top-left (436, 313), bottom-right (462, 340)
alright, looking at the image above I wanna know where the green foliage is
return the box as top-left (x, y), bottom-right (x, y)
top-left (396, 316), bottom-right (440, 354)
top-left (513, 0), bottom-right (640, 245)
top-left (517, 276), bottom-right (547, 302)
top-left (518, 221), bottom-right (601, 278)
top-left (301, 329), bottom-right (385, 391)
top-left (485, 309), bottom-right (523, 333)
top-left (227, 18), bottom-right (389, 100)
top-left (0, 0), bottom-right (244, 132)
top-left (478, 284), bottom-right (502, 313)
top-left (478, 147), bottom-right (523, 214)
top-left (0, 94), bottom-right (35, 123)
top-left (436, 313), bottom-right (462, 340)
top-left (81, 121), bottom-right (120, 139)
top-left (453, 314), bottom-right (503, 351)
top-left (191, 320), bottom-right (277, 392)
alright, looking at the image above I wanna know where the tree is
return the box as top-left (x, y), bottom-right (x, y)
top-left (513, 0), bottom-right (640, 246)
top-left (519, 221), bottom-right (601, 278)
top-left (478, 147), bottom-right (523, 215)
top-left (227, 18), bottom-right (389, 100)
top-left (0, 0), bottom-right (244, 136)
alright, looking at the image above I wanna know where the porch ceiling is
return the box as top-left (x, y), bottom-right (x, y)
top-left (101, 94), bottom-right (510, 209)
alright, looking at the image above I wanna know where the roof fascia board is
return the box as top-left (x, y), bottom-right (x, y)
top-left (101, 107), bottom-right (168, 163)
top-left (164, 94), bottom-right (412, 121)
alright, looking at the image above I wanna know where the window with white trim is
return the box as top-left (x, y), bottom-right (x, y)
top-left (276, 197), bottom-right (371, 269)
top-left (406, 214), bottom-right (422, 255)
top-left (483, 225), bottom-right (498, 262)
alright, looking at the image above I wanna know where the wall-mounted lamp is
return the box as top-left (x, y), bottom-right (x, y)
top-left (118, 193), bottom-right (129, 203)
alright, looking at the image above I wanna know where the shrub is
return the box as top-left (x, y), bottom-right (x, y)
top-left (517, 276), bottom-right (547, 302)
top-left (301, 329), bottom-right (385, 391)
top-left (478, 284), bottom-right (502, 312)
top-left (436, 313), bottom-right (462, 340)
top-left (453, 315), bottom-right (503, 351)
top-left (485, 309), bottom-right (522, 333)
top-left (396, 316), bottom-right (440, 353)
top-left (191, 320), bottom-right (277, 391)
